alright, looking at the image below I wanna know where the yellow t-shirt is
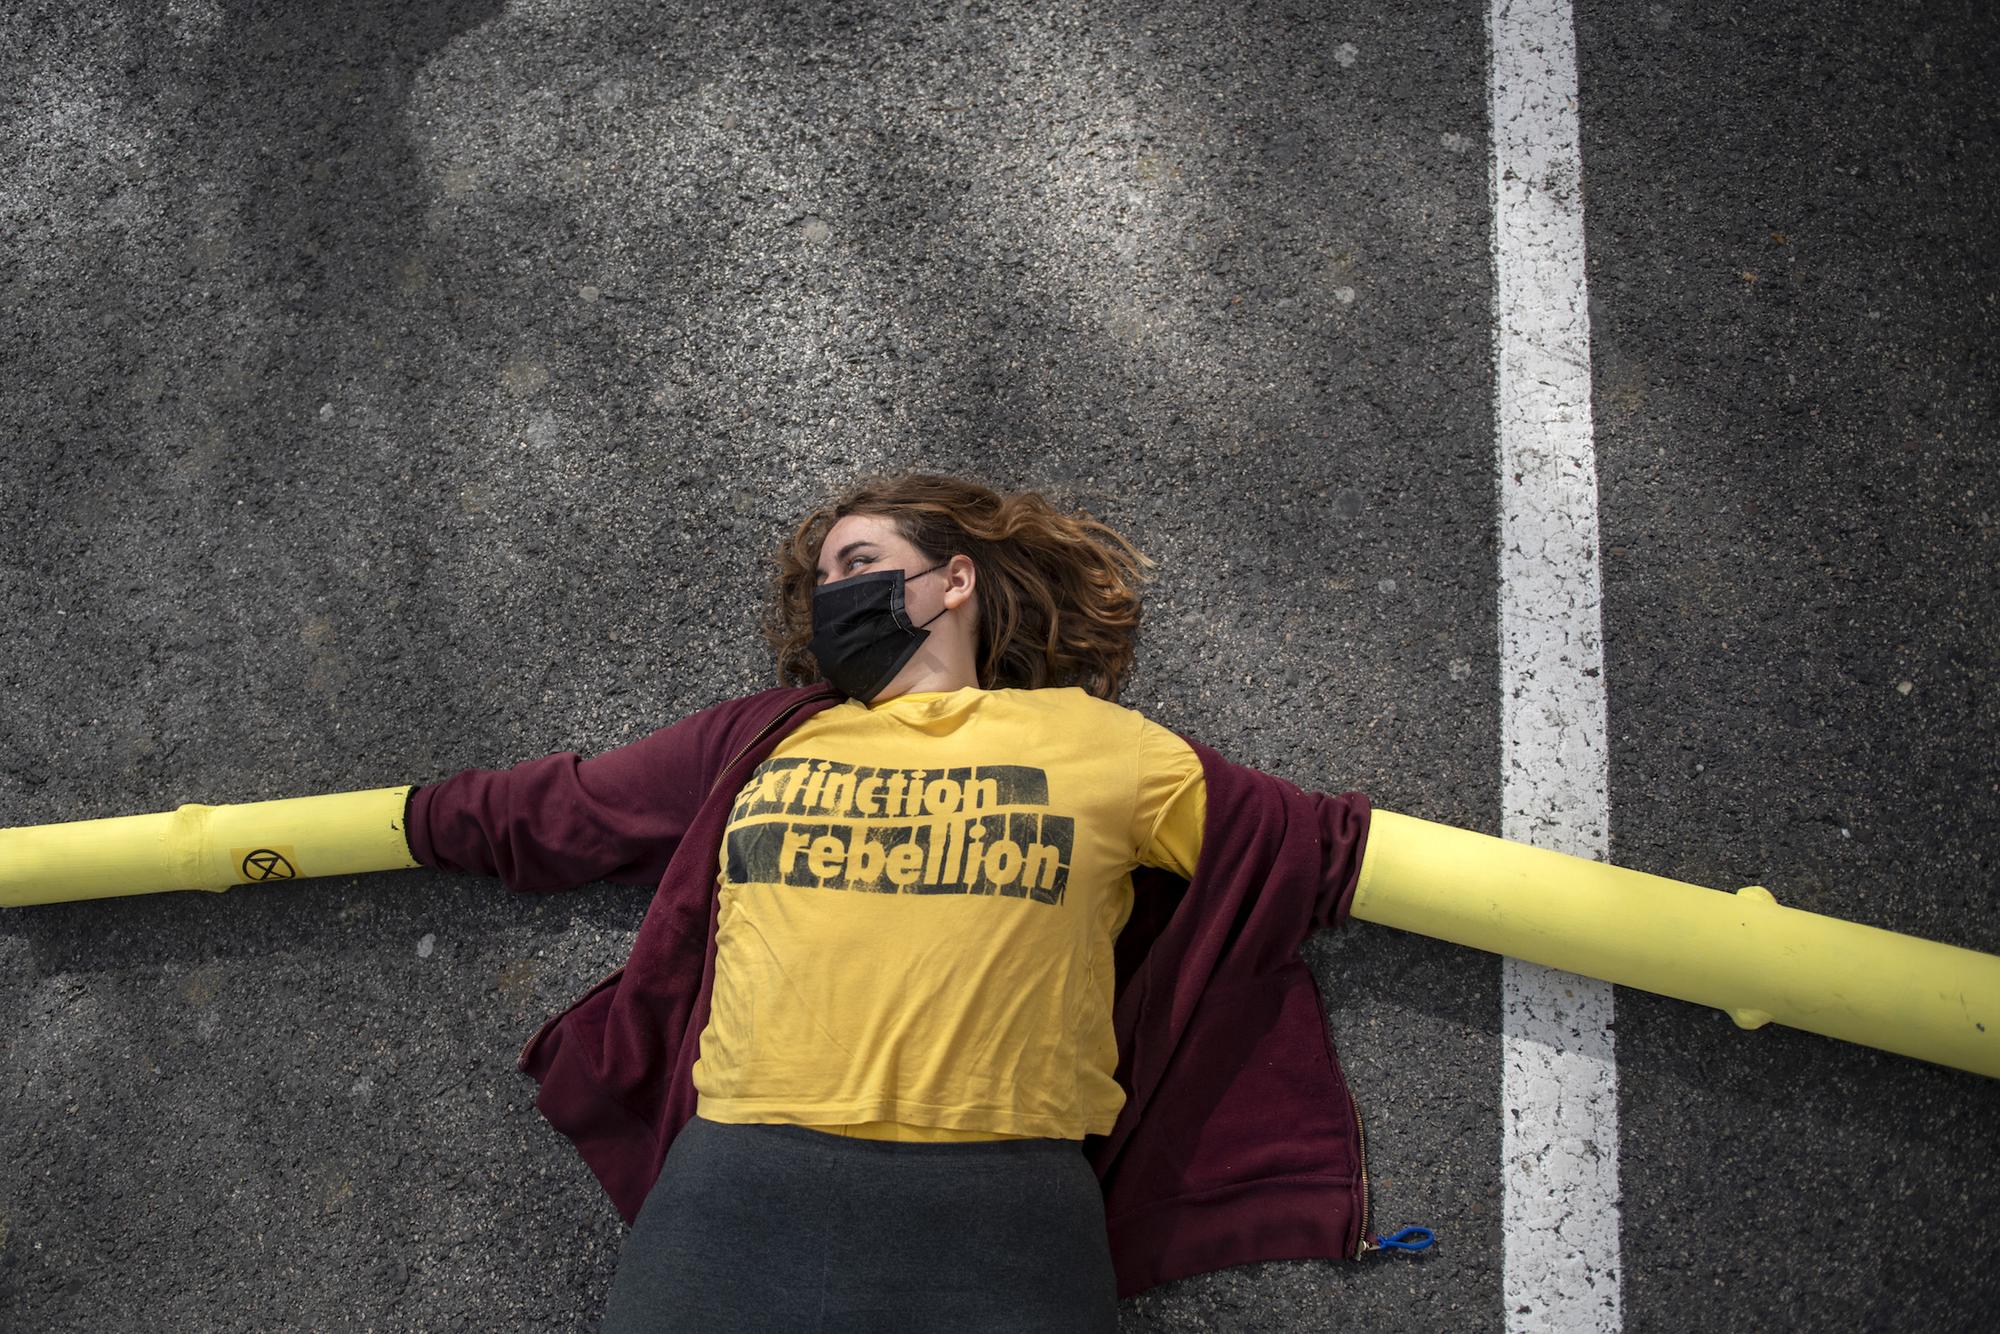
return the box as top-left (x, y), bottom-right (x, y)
top-left (692, 684), bottom-right (1206, 1143)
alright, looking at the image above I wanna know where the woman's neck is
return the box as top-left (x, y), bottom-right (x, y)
top-left (870, 658), bottom-right (979, 704)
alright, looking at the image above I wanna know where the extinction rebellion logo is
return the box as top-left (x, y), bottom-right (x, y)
top-left (723, 756), bottom-right (1074, 905)
top-left (239, 849), bottom-right (297, 881)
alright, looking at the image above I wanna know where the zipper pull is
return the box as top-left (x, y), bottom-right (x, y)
top-left (1362, 1226), bottom-right (1436, 1254)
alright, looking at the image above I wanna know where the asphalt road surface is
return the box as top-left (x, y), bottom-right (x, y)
top-left (2, 1), bottom-right (1994, 1330)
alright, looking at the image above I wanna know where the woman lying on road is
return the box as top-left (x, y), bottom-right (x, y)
top-left (11, 474), bottom-right (1986, 1328)
top-left (401, 471), bottom-right (1376, 1332)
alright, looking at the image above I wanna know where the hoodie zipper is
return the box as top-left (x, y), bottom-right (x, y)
top-left (1348, 1083), bottom-right (1374, 1258)
top-left (515, 689), bottom-right (838, 1072)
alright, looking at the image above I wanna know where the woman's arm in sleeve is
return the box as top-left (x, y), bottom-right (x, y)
top-left (407, 699), bottom-right (736, 894)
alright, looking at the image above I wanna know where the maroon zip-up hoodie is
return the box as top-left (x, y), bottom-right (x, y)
top-left (404, 683), bottom-right (1373, 1298)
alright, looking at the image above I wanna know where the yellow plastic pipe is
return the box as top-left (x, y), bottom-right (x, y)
top-left (0, 786), bottom-right (419, 907)
top-left (1353, 808), bottom-right (2000, 1079)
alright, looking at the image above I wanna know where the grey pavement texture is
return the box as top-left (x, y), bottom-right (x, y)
top-left (1578, 2), bottom-right (2000, 1329)
top-left (0, 1), bottom-right (1993, 1331)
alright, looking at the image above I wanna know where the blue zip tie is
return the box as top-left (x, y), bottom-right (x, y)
top-left (1371, 1226), bottom-right (1436, 1253)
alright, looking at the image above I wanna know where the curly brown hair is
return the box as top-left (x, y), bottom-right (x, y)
top-left (763, 472), bottom-right (1158, 701)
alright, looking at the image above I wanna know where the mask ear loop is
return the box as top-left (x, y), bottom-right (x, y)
top-left (906, 559), bottom-right (956, 630)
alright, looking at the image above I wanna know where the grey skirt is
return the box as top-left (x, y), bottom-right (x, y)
top-left (597, 1115), bottom-right (1119, 1334)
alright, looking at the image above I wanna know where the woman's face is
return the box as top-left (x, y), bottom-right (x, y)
top-left (811, 511), bottom-right (980, 695)
top-left (814, 512), bottom-right (975, 623)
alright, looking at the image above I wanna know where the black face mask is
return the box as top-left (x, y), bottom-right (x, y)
top-left (808, 561), bottom-right (952, 703)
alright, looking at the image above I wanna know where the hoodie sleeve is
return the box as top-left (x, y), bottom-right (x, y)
top-left (405, 698), bottom-right (741, 893)
top-left (1178, 738), bottom-right (1372, 969)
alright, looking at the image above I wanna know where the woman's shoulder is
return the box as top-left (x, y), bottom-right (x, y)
top-left (666, 682), bottom-right (838, 734)
top-left (997, 684), bottom-right (1153, 727)
top-left (998, 688), bottom-right (1204, 786)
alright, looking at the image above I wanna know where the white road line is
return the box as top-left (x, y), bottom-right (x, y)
top-left (1489, 1), bottom-right (1623, 1332)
